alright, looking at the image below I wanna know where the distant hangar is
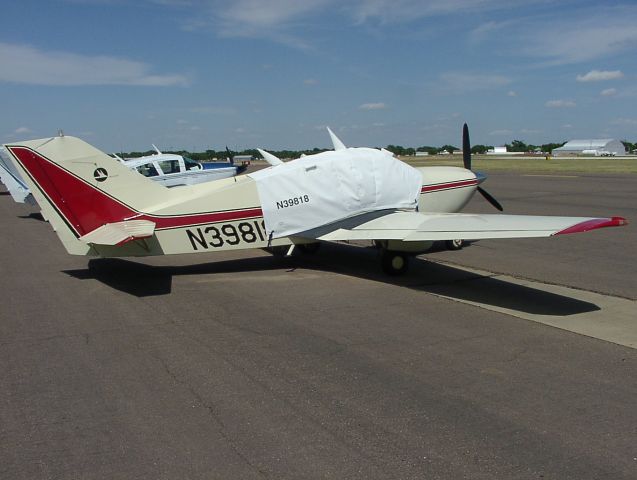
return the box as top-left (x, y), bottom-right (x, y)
top-left (552, 139), bottom-right (626, 156)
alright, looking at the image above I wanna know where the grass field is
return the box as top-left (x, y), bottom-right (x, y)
top-left (401, 155), bottom-right (637, 175)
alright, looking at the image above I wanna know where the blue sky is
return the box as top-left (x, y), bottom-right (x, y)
top-left (1, 0), bottom-right (636, 151)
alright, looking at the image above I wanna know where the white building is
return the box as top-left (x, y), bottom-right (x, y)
top-left (486, 146), bottom-right (522, 155)
top-left (552, 139), bottom-right (626, 156)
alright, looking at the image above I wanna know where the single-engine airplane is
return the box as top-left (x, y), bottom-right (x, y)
top-left (2, 125), bottom-right (627, 274)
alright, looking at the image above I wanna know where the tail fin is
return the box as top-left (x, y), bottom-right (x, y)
top-left (4, 136), bottom-right (168, 253)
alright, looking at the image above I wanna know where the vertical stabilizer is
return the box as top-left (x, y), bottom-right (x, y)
top-left (4, 136), bottom-right (171, 254)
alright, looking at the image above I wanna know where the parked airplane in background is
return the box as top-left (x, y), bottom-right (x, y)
top-left (2, 126), bottom-right (626, 274)
top-left (116, 145), bottom-right (248, 187)
top-left (0, 147), bottom-right (35, 204)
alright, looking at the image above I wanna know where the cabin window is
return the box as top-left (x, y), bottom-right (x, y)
top-left (158, 160), bottom-right (180, 174)
top-left (136, 164), bottom-right (159, 177)
top-left (184, 158), bottom-right (201, 171)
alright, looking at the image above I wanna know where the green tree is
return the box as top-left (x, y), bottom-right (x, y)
top-left (507, 140), bottom-right (528, 152)
top-left (439, 145), bottom-right (458, 154)
top-left (417, 146), bottom-right (438, 155)
top-left (541, 142), bottom-right (566, 153)
top-left (471, 145), bottom-right (491, 154)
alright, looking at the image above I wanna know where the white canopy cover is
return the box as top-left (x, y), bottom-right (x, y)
top-left (249, 147), bottom-right (422, 238)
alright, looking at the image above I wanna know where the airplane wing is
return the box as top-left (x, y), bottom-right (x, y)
top-left (300, 210), bottom-right (626, 242)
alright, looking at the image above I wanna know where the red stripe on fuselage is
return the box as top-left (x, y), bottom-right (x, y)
top-left (420, 179), bottom-right (477, 194)
top-left (8, 146), bottom-right (262, 237)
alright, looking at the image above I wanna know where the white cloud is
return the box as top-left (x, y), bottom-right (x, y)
top-left (601, 88), bottom-right (617, 97)
top-left (545, 100), bottom-right (576, 108)
top-left (206, 0), bottom-right (332, 48)
top-left (4, 126), bottom-right (33, 139)
top-left (204, 0), bottom-right (541, 30)
top-left (576, 70), bottom-right (624, 82)
top-left (186, 0), bottom-right (546, 48)
top-left (359, 102), bottom-right (387, 110)
top-left (519, 6), bottom-right (637, 64)
top-left (0, 42), bottom-right (189, 87)
top-left (347, 0), bottom-right (539, 24)
top-left (216, 0), bottom-right (330, 28)
top-left (303, 78), bottom-right (318, 85)
top-left (507, 90), bottom-right (517, 97)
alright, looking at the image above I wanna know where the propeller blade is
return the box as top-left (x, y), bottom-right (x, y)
top-left (462, 123), bottom-right (471, 170)
top-left (478, 186), bottom-right (503, 211)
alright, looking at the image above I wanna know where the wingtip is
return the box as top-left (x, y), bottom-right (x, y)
top-left (555, 216), bottom-right (628, 235)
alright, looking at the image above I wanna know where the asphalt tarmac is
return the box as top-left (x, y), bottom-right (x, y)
top-left (1, 173), bottom-right (636, 480)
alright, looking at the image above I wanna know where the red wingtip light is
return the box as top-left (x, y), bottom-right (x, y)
top-left (613, 216), bottom-right (628, 226)
top-left (555, 216), bottom-right (628, 236)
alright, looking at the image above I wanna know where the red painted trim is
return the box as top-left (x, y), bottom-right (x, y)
top-left (8, 146), bottom-right (263, 237)
top-left (554, 216), bottom-right (628, 235)
top-left (145, 208), bottom-right (263, 231)
top-left (420, 179), bottom-right (477, 194)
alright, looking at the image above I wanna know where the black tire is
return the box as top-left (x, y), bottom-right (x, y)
top-left (381, 250), bottom-right (409, 275)
top-left (445, 239), bottom-right (464, 250)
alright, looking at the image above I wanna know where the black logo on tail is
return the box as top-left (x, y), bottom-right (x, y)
top-left (93, 168), bottom-right (108, 182)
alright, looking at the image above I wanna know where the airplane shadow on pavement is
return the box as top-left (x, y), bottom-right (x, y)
top-left (18, 212), bottom-right (45, 221)
top-left (63, 242), bottom-right (600, 316)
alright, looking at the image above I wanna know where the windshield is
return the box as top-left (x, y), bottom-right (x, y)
top-left (184, 157), bottom-right (201, 171)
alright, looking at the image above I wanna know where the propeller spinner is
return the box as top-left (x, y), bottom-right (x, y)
top-left (462, 123), bottom-right (503, 212)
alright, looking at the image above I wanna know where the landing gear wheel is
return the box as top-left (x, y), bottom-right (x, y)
top-left (445, 239), bottom-right (464, 250)
top-left (381, 250), bottom-right (409, 275)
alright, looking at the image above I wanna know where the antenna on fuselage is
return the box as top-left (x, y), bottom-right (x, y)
top-left (327, 127), bottom-right (346, 151)
top-left (257, 148), bottom-right (283, 166)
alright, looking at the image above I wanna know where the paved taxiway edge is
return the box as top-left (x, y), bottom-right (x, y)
top-left (425, 260), bottom-right (637, 349)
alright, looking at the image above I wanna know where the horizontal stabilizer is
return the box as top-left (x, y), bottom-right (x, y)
top-left (79, 220), bottom-right (156, 246)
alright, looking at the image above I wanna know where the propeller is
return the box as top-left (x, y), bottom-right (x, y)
top-left (462, 123), bottom-right (503, 212)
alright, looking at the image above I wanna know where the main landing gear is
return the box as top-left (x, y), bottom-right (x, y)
top-left (445, 239), bottom-right (464, 250)
top-left (381, 250), bottom-right (409, 275)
